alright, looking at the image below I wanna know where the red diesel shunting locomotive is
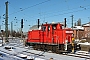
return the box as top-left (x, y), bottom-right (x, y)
top-left (26, 19), bottom-right (78, 53)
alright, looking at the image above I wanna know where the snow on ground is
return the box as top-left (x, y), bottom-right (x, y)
top-left (0, 38), bottom-right (89, 60)
top-left (0, 50), bottom-right (24, 60)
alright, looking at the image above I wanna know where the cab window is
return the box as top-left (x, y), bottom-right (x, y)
top-left (52, 24), bottom-right (57, 30)
top-left (42, 26), bottom-right (46, 31)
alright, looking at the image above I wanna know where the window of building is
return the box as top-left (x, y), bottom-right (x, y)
top-left (87, 27), bottom-right (90, 31)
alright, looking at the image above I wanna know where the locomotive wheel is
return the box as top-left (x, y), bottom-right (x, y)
top-left (43, 45), bottom-right (46, 51)
top-left (67, 44), bottom-right (72, 53)
top-left (43, 44), bottom-right (47, 51)
top-left (33, 45), bottom-right (36, 50)
top-left (52, 46), bottom-right (56, 53)
top-left (56, 46), bottom-right (60, 54)
top-left (47, 45), bottom-right (52, 51)
top-left (37, 44), bottom-right (40, 50)
top-left (33, 44), bottom-right (38, 50)
top-left (60, 44), bottom-right (64, 51)
top-left (40, 44), bottom-right (44, 51)
top-left (40, 45), bottom-right (43, 51)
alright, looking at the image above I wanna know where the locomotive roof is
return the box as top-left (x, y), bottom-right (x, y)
top-left (43, 22), bottom-right (64, 25)
top-left (29, 22), bottom-right (64, 31)
top-left (29, 25), bottom-right (41, 31)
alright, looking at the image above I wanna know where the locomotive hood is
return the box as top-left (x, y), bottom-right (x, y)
top-left (29, 25), bottom-right (41, 31)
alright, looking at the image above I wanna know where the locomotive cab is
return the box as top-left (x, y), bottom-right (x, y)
top-left (41, 23), bottom-right (73, 52)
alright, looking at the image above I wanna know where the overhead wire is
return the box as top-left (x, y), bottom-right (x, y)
top-left (9, 0), bottom-right (37, 23)
top-left (37, 0), bottom-right (90, 18)
top-left (8, 0), bottom-right (90, 19)
top-left (38, 6), bottom-right (89, 27)
top-left (65, 0), bottom-right (70, 10)
top-left (8, 0), bottom-right (90, 24)
top-left (26, 4), bottom-right (90, 19)
top-left (10, 5), bottom-right (36, 25)
top-left (9, 0), bottom-right (50, 15)
top-left (5, 0), bottom-right (90, 31)
top-left (45, 7), bottom-right (90, 18)
top-left (8, 0), bottom-right (50, 25)
top-left (36, 0), bottom-right (90, 19)
top-left (8, 0), bottom-right (51, 25)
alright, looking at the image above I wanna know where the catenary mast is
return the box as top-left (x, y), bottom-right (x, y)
top-left (5, 1), bottom-right (8, 42)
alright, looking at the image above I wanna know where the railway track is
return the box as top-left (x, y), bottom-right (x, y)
top-left (0, 46), bottom-right (47, 60)
top-left (1, 39), bottom-right (89, 60)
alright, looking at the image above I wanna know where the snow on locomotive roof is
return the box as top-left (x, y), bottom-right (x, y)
top-left (50, 22), bottom-right (64, 25)
top-left (29, 22), bottom-right (64, 31)
top-left (29, 25), bottom-right (41, 31)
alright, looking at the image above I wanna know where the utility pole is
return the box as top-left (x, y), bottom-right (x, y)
top-left (0, 16), bottom-right (1, 33)
top-left (21, 19), bottom-right (23, 40)
top-left (0, 25), bottom-right (1, 33)
top-left (70, 15), bottom-right (74, 53)
top-left (71, 15), bottom-right (74, 29)
top-left (5, 1), bottom-right (8, 42)
top-left (11, 21), bottom-right (13, 40)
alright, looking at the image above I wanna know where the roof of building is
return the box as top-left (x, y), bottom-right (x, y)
top-left (73, 26), bottom-right (84, 30)
top-left (82, 22), bottom-right (90, 27)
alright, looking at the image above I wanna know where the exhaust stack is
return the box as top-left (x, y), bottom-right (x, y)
top-left (64, 18), bottom-right (66, 28)
top-left (38, 19), bottom-right (40, 28)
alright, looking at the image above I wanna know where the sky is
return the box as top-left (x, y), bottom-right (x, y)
top-left (0, 0), bottom-right (90, 32)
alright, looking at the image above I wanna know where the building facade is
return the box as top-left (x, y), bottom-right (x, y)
top-left (73, 22), bottom-right (90, 40)
top-left (73, 26), bottom-right (84, 40)
top-left (82, 22), bottom-right (90, 38)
